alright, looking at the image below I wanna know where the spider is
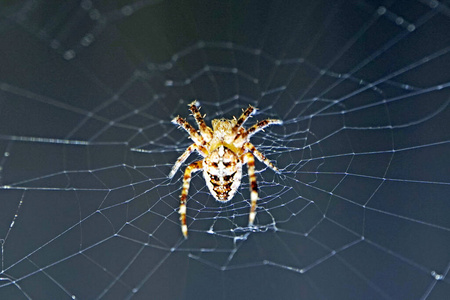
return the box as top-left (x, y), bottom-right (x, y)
top-left (169, 101), bottom-right (282, 238)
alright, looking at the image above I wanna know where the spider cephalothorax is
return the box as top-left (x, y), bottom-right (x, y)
top-left (169, 101), bottom-right (282, 238)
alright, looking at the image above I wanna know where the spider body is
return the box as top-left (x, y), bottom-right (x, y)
top-left (204, 144), bottom-right (242, 201)
top-left (169, 101), bottom-right (282, 238)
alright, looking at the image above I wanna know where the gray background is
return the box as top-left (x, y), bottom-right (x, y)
top-left (0, 0), bottom-right (449, 299)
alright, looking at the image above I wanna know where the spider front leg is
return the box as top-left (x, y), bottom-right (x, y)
top-left (243, 152), bottom-right (258, 226)
top-left (233, 105), bottom-right (256, 130)
top-left (179, 160), bottom-right (203, 238)
top-left (244, 119), bottom-right (283, 139)
top-left (172, 115), bottom-right (205, 146)
top-left (189, 101), bottom-right (213, 141)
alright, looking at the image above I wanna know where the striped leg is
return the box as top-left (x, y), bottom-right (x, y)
top-left (244, 142), bottom-right (279, 172)
top-left (179, 160), bottom-right (203, 238)
top-left (172, 116), bottom-right (205, 146)
top-left (234, 105), bottom-right (256, 130)
top-left (169, 144), bottom-right (207, 178)
top-left (243, 152), bottom-right (258, 226)
top-left (189, 101), bottom-right (213, 141)
top-left (244, 119), bottom-right (282, 138)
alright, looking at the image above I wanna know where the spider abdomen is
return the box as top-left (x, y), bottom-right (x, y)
top-left (203, 145), bottom-right (242, 202)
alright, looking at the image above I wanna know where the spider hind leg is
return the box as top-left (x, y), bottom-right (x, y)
top-left (179, 160), bottom-right (203, 238)
top-left (243, 152), bottom-right (258, 226)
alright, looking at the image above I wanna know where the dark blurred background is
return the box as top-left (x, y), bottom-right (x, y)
top-left (0, 1), bottom-right (449, 299)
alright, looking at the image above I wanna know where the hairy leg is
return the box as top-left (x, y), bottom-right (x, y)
top-left (179, 160), bottom-right (203, 238)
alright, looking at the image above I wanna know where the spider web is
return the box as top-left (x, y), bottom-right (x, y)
top-left (0, 0), bottom-right (449, 299)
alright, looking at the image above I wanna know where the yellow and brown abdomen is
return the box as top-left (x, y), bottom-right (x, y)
top-left (203, 145), bottom-right (242, 202)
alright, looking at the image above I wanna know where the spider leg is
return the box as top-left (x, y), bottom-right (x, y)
top-left (169, 143), bottom-right (208, 178)
top-left (244, 142), bottom-right (279, 172)
top-left (189, 101), bottom-right (213, 141)
top-left (244, 119), bottom-right (283, 139)
top-left (243, 152), bottom-right (258, 226)
top-left (179, 160), bottom-right (203, 238)
top-left (172, 116), bottom-right (205, 146)
top-left (233, 105), bottom-right (256, 130)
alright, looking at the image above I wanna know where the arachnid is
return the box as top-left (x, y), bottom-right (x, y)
top-left (169, 101), bottom-right (282, 238)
